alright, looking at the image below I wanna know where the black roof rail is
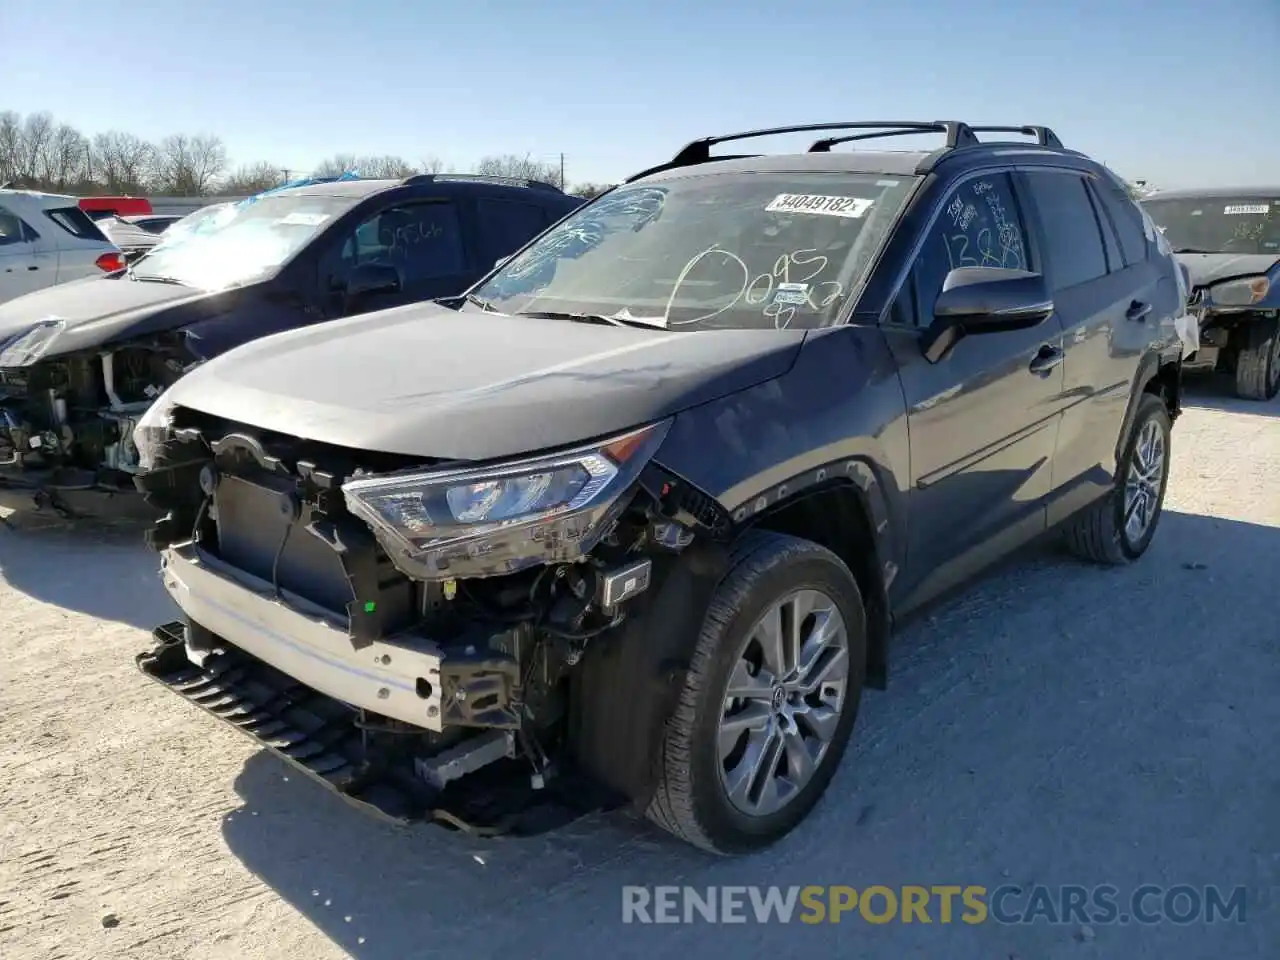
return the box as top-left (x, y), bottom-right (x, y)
top-left (626, 121), bottom-right (985, 182)
top-left (624, 120), bottom-right (1069, 183)
top-left (400, 172), bottom-right (562, 193)
top-left (965, 125), bottom-right (1064, 149)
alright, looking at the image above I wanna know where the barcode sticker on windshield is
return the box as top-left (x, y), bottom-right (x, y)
top-left (1224, 204), bottom-right (1269, 215)
top-left (766, 194), bottom-right (875, 218)
top-left (278, 211), bottom-right (330, 226)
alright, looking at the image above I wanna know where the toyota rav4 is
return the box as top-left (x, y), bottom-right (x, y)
top-left (132, 121), bottom-right (1192, 854)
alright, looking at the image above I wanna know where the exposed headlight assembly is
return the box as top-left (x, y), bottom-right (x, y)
top-left (1211, 275), bottom-right (1270, 307)
top-left (132, 392), bottom-right (179, 473)
top-left (342, 419), bottom-right (671, 580)
top-left (0, 317), bottom-right (66, 367)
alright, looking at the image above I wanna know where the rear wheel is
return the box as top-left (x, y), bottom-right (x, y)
top-left (1063, 393), bottom-right (1172, 565)
top-left (1234, 316), bottom-right (1280, 401)
top-left (646, 530), bottom-right (867, 854)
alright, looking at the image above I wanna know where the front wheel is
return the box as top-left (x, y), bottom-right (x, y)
top-left (1063, 393), bottom-right (1173, 565)
top-left (646, 530), bottom-right (867, 854)
top-left (1234, 316), bottom-right (1280, 401)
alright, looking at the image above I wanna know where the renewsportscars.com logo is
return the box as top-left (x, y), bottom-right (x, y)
top-left (621, 884), bottom-right (1249, 925)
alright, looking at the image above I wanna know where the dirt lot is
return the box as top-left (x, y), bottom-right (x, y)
top-left (1, 387), bottom-right (1276, 960)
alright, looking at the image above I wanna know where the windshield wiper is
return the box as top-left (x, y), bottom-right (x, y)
top-left (1172, 247), bottom-right (1215, 254)
top-left (463, 292), bottom-right (498, 312)
top-left (514, 310), bottom-right (668, 330)
top-left (129, 273), bottom-right (188, 285)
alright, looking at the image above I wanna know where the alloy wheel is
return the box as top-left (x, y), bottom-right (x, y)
top-left (717, 588), bottom-right (850, 818)
top-left (1123, 419), bottom-right (1166, 546)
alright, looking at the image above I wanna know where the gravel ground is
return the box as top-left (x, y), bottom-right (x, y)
top-left (0, 387), bottom-right (1276, 960)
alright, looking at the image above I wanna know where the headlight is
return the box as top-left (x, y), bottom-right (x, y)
top-left (1211, 275), bottom-right (1270, 307)
top-left (342, 419), bottom-right (671, 579)
top-left (0, 318), bottom-right (66, 367)
top-left (133, 393), bottom-right (179, 472)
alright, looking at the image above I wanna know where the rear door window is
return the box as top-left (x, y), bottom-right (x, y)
top-left (1021, 172), bottom-right (1109, 290)
top-left (0, 206), bottom-right (40, 246)
top-left (476, 198), bottom-right (548, 264)
top-left (0, 207), bottom-right (26, 247)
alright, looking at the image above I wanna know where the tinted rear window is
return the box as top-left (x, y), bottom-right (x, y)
top-left (44, 207), bottom-right (109, 242)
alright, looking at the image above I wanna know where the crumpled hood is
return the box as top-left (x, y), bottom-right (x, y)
top-left (0, 274), bottom-right (214, 359)
top-left (163, 302), bottom-right (807, 461)
top-left (1177, 253), bottom-right (1280, 289)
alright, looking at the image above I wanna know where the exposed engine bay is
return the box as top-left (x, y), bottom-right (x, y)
top-left (0, 339), bottom-right (192, 511)
top-left (135, 410), bottom-right (725, 835)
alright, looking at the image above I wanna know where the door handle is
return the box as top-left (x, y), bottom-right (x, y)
top-left (1126, 300), bottom-right (1151, 322)
top-left (1029, 344), bottom-right (1065, 375)
top-left (27, 265), bottom-right (39, 271)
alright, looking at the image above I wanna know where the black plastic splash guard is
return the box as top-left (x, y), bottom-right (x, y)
top-left (137, 622), bottom-right (621, 836)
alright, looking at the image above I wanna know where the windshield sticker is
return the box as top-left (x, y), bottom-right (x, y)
top-left (1224, 204), bottom-right (1270, 215)
top-left (278, 211), bottom-right (330, 227)
top-left (772, 282), bottom-right (810, 305)
top-left (765, 194), bottom-right (875, 218)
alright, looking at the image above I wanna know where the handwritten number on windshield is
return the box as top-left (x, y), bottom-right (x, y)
top-left (667, 246), bottom-right (845, 329)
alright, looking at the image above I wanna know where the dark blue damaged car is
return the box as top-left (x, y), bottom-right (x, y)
top-left (0, 173), bottom-right (582, 517)
top-left (132, 121), bottom-right (1189, 854)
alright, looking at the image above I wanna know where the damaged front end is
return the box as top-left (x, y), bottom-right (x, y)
top-left (135, 407), bottom-right (726, 836)
top-left (0, 322), bottom-right (195, 518)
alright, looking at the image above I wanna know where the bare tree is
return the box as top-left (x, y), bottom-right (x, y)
top-left (91, 130), bottom-right (154, 193)
top-left (311, 153), bottom-right (417, 179)
top-left (0, 111), bottom-right (23, 183)
top-left (311, 153), bottom-right (360, 178)
top-left (19, 112), bottom-right (55, 185)
top-left (354, 155), bottom-right (416, 179)
top-left (569, 182), bottom-right (613, 199)
top-left (1, 106), bottom-right (571, 199)
top-left (42, 123), bottom-right (91, 189)
top-left (222, 161), bottom-right (285, 194)
top-left (150, 133), bottom-right (228, 195)
top-left (476, 153), bottom-right (564, 189)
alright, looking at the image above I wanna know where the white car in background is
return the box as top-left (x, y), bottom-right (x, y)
top-left (0, 188), bottom-right (125, 305)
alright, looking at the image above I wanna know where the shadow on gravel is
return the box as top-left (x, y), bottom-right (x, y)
top-left (0, 513), bottom-right (175, 629)
top-left (220, 509), bottom-right (1279, 960)
top-left (1182, 377), bottom-right (1280, 418)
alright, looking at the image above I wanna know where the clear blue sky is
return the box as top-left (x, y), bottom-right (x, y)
top-left (2, 0), bottom-right (1276, 189)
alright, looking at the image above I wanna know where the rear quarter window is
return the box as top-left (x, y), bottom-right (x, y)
top-left (44, 206), bottom-right (109, 243)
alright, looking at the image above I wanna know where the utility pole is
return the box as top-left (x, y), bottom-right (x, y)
top-left (560, 153), bottom-right (565, 190)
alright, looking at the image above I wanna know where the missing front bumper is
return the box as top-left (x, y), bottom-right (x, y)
top-left (159, 541), bottom-right (452, 730)
top-left (137, 622), bottom-right (622, 834)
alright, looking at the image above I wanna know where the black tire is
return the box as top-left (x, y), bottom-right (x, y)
top-left (1063, 393), bottom-right (1173, 565)
top-left (645, 529), bottom-right (867, 854)
top-left (1234, 317), bottom-right (1280, 401)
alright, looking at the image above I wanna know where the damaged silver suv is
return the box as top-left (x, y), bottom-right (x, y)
top-left (133, 121), bottom-right (1190, 854)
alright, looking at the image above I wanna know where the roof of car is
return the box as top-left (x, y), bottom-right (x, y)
top-left (0, 187), bottom-right (80, 209)
top-left (625, 122), bottom-right (1095, 186)
top-left (1142, 186), bottom-right (1280, 200)
top-left (636, 144), bottom-right (1093, 183)
top-left (640, 151), bottom-right (936, 180)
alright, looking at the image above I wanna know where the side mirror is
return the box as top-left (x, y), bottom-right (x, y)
top-left (345, 262), bottom-right (401, 303)
top-left (921, 267), bottom-right (1054, 363)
